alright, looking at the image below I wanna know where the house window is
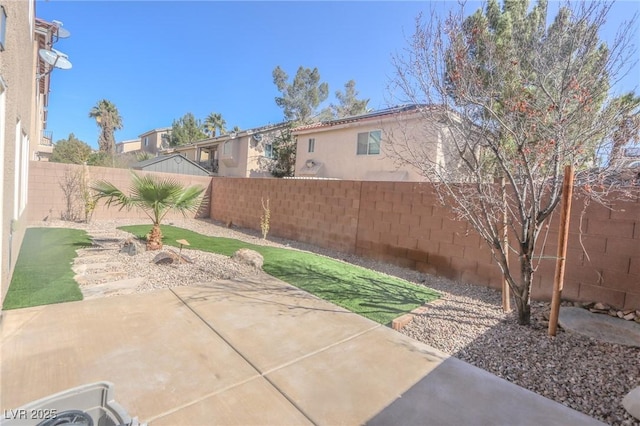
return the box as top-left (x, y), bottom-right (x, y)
top-left (143, 136), bottom-right (149, 147)
top-left (356, 130), bottom-right (381, 155)
top-left (0, 6), bottom-right (7, 51)
top-left (264, 143), bottom-right (273, 159)
top-left (308, 138), bottom-right (315, 153)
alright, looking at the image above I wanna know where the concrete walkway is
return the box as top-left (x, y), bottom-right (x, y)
top-left (1, 276), bottom-right (603, 425)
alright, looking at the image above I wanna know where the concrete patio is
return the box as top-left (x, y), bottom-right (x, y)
top-left (1, 275), bottom-right (603, 425)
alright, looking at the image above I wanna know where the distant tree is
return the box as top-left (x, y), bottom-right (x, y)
top-left (321, 80), bottom-right (370, 120)
top-left (608, 93), bottom-right (640, 167)
top-left (272, 66), bottom-right (329, 123)
top-left (170, 112), bottom-right (207, 146)
top-left (204, 112), bottom-right (227, 137)
top-left (86, 152), bottom-right (110, 167)
top-left (269, 123), bottom-right (297, 178)
top-left (88, 99), bottom-right (123, 155)
top-left (50, 133), bottom-right (92, 164)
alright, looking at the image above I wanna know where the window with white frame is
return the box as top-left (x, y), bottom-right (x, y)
top-left (20, 132), bottom-right (29, 215)
top-left (0, 78), bottom-right (6, 279)
top-left (13, 121), bottom-right (21, 219)
top-left (356, 130), bottom-right (381, 155)
top-left (0, 6), bottom-right (7, 51)
top-left (264, 143), bottom-right (273, 159)
top-left (308, 138), bottom-right (315, 153)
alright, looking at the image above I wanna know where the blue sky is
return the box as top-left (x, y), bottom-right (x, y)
top-left (37, 1), bottom-right (639, 150)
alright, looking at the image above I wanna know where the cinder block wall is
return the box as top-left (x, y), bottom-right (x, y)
top-left (211, 178), bottom-right (361, 253)
top-left (211, 178), bottom-right (639, 310)
top-left (28, 162), bottom-right (212, 222)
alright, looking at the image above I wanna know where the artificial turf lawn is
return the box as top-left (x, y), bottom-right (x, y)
top-left (3, 228), bottom-right (92, 310)
top-left (120, 224), bottom-right (440, 325)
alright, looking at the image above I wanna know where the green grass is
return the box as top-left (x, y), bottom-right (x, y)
top-left (120, 225), bottom-right (440, 324)
top-left (3, 228), bottom-right (92, 310)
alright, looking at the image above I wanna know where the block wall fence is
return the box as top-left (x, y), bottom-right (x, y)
top-left (24, 164), bottom-right (639, 310)
top-left (28, 162), bottom-right (212, 222)
top-left (210, 178), bottom-right (640, 310)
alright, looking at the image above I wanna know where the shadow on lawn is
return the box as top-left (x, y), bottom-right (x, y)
top-left (266, 259), bottom-right (439, 324)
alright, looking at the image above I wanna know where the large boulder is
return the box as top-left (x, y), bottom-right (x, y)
top-left (232, 248), bottom-right (264, 269)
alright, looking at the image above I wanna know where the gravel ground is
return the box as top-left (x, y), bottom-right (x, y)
top-left (34, 218), bottom-right (640, 425)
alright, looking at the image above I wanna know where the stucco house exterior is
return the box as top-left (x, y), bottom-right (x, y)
top-left (115, 127), bottom-right (171, 155)
top-left (163, 122), bottom-right (288, 177)
top-left (0, 0), bottom-right (54, 307)
top-left (115, 138), bottom-right (141, 154)
top-left (292, 105), bottom-right (455, 181)
top-left (139, 127), bottom-right (170, 155)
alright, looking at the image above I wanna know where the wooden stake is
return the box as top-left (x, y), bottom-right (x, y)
top-left (501, 177), bottom-right (511, 313)
top-left (548, 165), bottom-right (574, 336)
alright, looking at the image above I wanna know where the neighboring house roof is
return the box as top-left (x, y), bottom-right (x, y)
top-left (292, 105), bottom-right (430, 133)
top-left (161, 121), bottom-right (289, 153)
top-left (139, 127), bottom-right (171, 138)
top-left (132, 154), bottom-right (211, 176)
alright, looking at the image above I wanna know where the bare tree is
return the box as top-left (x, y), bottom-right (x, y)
top-left (388, 0), bottom-right (638, 325)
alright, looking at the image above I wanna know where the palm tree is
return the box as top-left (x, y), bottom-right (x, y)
top-left (89, 99), bottom-right (123, 155)
top-left (204, 112), bottom-right (226, 137)
top-left (92, 173), bottom-right (205, 250)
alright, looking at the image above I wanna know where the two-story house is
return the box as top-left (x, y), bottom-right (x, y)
top-left (292, 105), bottom-right (456, 181)
top-left (163, 122), bottom-right (288, 177)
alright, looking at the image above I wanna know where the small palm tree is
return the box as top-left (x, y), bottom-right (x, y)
top-left (89, 99), bottom-right (123, 155)
top-left (92, 173), bottom-right (205, 250)
top-left (204, 112), bottom-right (227, 137)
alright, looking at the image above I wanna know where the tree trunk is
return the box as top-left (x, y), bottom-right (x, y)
top-left (515, 295), bottom-right (531, 325)
top-left (147, 224), bottom-right (163, 250)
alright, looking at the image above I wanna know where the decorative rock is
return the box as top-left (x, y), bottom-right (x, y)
top-left (153, 251), bottom-right (180, 265)
top-left (593, 302), bottom-right (610, 311)
top-left (120, 238), bottom-right (142, 256)
top-left (623, 313), bottom-right (636, 321)
top-left (231, 248), bottom-right (264, 269)
top-left (622, 386), bottom-right (640, 421)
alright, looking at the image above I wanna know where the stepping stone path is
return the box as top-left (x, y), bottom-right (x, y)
top-left (73, 231), bottom-right (143, 300)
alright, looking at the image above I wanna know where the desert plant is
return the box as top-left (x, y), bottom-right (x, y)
top-left (91, 173), bottom-right (205, 250)
top-left (80, 165), bottom-right (96, 223)
top-left (58, 168), bottom-right (82, 221)
top-left (260, 197), bottom-right (271, 239)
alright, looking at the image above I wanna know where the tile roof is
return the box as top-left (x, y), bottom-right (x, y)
top-left (292, 104), bottom-right (429, 132)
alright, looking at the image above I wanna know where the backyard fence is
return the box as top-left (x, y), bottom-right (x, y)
top-left (25, 163), bottom-right (639, 310)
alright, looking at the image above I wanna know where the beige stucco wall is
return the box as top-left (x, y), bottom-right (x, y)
top-left (218, 137), bottom-right (249, 177)
top-left (294, 114), bottom-right (446, 181)
top-left (117, 139), bottom-right (141, 154)
top-left (140, 129), bottom-right (169, 155)
top-left (0, 0), bottom-right (37, 306)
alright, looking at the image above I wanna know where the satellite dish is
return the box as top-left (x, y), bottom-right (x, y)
top-left (252, 133), bottom-right (263, 142)
top-left (38, 49), bottom-right (73, 70)
top-left (51, 20), bottom-right (71, 39)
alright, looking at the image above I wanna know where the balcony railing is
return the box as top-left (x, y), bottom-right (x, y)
top-left (198, 159), bottom-right (219, 173)
top-left (41, 130), bottom-right (53, 146)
